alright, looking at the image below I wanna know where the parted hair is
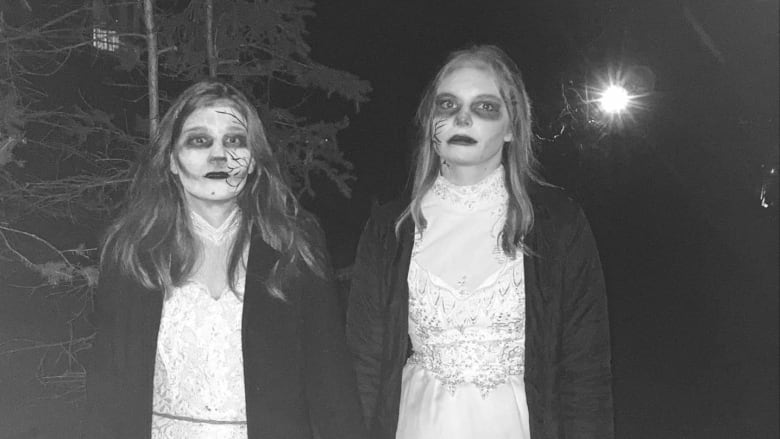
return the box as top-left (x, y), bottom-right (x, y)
top-left (101, 79), bottom-right (326, 299)
top-left (397, 44), bottom-right (546, 257)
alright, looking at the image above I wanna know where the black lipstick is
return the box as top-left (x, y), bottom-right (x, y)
top-left (205, 171), bottom-right (230, 179)
top-left (447, 135), bottom-right (477, 145)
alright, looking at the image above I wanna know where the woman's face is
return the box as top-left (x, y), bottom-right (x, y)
top-left (432, 65), bottom-right (513, 177)
top-left (170, 104), bottom-right (255, 208)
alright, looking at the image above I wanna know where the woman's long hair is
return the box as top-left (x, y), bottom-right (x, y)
top-left (396, 45), bottom-right (546, 257)
top-left (101, 79), bottom-right (325, 299)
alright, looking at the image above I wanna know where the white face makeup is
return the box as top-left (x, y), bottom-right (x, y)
top-left (432, 65), bottom-right (513, 183)
top-left (170, 105), bottom-right (255, 210)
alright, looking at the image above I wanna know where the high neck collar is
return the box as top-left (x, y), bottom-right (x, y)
top-left (190, 208), bottom-right (241, 244)
top-left (431, 165), bottom-right (507, 211)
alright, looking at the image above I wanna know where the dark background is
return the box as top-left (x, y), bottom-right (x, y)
top-left (0, 0), bottom-right (777, 438)
top-left (303, 0), bottom-right (778, 437)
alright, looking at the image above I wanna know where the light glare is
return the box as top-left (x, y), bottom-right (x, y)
top-left (599, 85), bottom-right (630, 114)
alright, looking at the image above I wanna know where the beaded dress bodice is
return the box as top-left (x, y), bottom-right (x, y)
top-left (406, 166), bottom-right (526, 396)
top-left (397, 167), bottom-right (530, 438)
top-left (406, 259), bottom-right (525, 396)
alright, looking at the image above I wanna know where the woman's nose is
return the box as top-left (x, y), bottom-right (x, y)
top-left (209, 141), bottom-right (228, 162)
top-left (454, 109), bottom-right (472, 127)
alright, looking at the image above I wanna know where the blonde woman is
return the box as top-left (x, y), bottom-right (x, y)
top-left (347, 45), bottom-right (614, 439)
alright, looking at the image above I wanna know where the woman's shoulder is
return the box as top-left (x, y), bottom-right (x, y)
top-left (526, 183), bottom-right (599, 255)
top-left (369, 198), bottom-right (408, 224)
top-left (296, 209), bottom-right (327, 246)
top-left (251, 207), bottom-right (327, 251)
top-left (357, 198), bottom-right (409, 242)
top-left (527, 182), bottom-right (583, 224)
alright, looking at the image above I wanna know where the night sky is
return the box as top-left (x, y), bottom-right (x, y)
top-left (303, 0), bottom-right (778, 437)
top-left (305, 0), bottom-right (778, 259)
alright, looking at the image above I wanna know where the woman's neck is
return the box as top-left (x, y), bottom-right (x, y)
top-left (440, 162), bottom-right (501, 186)
top-left (185, 199), bottom-right (238, 228)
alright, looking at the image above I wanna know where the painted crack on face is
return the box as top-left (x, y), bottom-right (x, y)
top-left (172, 105), bottom-right (254, 204)
top-left (225, 149), bottom-right (251, 189)
top-left (432, 118), bottom-right (447, 150)
top-left (216, 108), bottom-right (253, 190)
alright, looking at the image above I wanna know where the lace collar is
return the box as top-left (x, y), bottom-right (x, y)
top-left (190, 208), bottom-right (241, 245)
top-left (431, 165), bottom-right (507, 211)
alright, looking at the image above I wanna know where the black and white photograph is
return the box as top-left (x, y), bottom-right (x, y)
top-left (1, 0), bottom-right (777, 438)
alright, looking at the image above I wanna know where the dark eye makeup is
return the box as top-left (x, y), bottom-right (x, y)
top-left (471, 100), bottom-right (503, 120)
top-left (184, 134), bottom-right (213, 148)
top-left (434, 93), bottom-right (504, 121)
top-left (180, 131), bottom-right (248, 149)
top-left (434, 95), bottom-right (459, 117)
top-left (223, 134), bottom-right (247, 148)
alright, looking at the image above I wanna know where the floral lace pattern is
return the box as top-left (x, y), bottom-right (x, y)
top-left (152, 280), bottom-right (247, 438)
top-left (406, 257), bottom-right (526, 397)
top-left (431, 165), bottom-right (507, 212)
top-left (152, 208), bottom-right (247, 438)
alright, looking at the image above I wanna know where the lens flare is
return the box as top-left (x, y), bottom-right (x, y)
top-left (599, 85), bottom-right (631, 114)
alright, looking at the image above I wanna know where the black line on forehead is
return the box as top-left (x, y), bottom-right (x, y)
top-left (214, 109), bottom-right (248, 129)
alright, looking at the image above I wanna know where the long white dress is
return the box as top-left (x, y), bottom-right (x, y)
top-left (151, 209), bottom-right (249, 439)
top-left (396, 166), bottom-right (531, 439)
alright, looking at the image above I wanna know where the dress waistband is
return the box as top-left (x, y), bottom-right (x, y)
top-left (152, 411), bottom-right (247, 425)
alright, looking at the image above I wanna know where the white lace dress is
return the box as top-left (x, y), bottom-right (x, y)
top-left (151, 209), bottom-right (249, 439)
top-left (397, 166), bottom-right (531, 439)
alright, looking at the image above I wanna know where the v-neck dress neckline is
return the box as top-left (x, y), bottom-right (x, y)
top-left (151, 208), bottom-right (249, 438)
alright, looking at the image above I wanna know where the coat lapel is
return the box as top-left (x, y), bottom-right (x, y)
top-left (241, 230), bottom-right (289, 437)
top-left (392, 218), bottom-right (415, 358)
top-left (391, 218), bottom-right (414, 307)
top-left (241, 229), bottom-right (282, 341)
top-left (244, 230), bottom-right (280, 286)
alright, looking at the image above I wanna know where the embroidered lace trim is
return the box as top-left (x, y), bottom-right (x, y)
top-left (431, 165), bottom-right (507, 211)
top-left (190, 208), bottom-right (241, 244)
top-left (406, 258), bottom-right (526, 397)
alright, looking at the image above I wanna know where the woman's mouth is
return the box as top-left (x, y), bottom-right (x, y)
top-left (204, 171), bottom-right (230, 179)
top-left (447, 135), bottom-right (477, 145)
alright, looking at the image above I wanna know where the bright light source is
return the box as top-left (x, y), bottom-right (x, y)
top-left (599, 85), bottom-right (630, 114)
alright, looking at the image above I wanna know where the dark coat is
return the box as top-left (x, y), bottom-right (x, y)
top-left (346, 184), bottom-right (614, 439)
top-left (84, 228), bottom-right (366, 439)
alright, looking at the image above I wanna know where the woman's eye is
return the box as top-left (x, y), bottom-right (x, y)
top-left (225, 136), bottom-right (244, 147)
top-left (477, 102), bottom-right (498, 112)
top-left (187, 136), bottom-right (211, 147)
top-left (224, 135), bottom-right (246, 147)
top-left (438, 99), bottom-right (455, 109)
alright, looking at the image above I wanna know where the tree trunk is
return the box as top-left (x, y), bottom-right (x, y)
top-left (143, 0), bottom-right (159, 137)
top-left (206, 0), bottom-right (217, 77)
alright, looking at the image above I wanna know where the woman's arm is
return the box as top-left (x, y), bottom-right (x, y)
top-left (559, 207), bottom-right (615, 438)
top-left (345, 215), bottom-right (387, 428)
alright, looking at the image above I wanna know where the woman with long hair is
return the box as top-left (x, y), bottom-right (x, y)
top-left (85, 79), bottom-right (365, 439)
top-left (347, 45), bottom-right (614, 438)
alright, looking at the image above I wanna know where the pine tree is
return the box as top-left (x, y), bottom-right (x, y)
top-left (0, 0), bottom-right (370, 398)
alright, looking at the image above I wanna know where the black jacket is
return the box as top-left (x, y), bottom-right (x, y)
top-left (84, 227), bottom-right (366, 439)
top-left (346, 184), bottom-right (614, 439)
